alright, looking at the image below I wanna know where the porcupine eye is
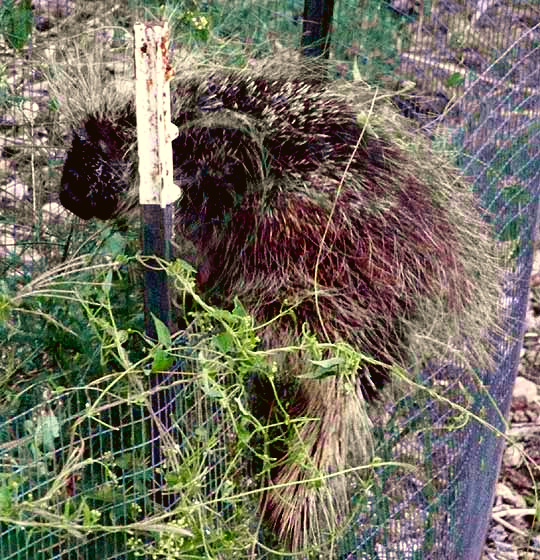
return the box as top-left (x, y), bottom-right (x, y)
top-left (60, 131), bottom-right (128, 221)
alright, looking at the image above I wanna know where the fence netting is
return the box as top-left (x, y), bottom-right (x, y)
top-left (0, 1), bottom-right (538, 559)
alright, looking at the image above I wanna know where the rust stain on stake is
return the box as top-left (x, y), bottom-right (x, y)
top-left (160, 31), bottom-right (174, 81)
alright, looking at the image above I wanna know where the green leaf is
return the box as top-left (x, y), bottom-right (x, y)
top-left (201, 372), bottom-right (225, 399)
top-left (102, 232), bottom-right (127, 257)
top-left (48, 96), bottom-right (60, 112)
top-left (151, 314), bottom-right (171, 346)
top-left (0, 0), bottom-right (33, 50)
top-left (82, 500), bottom-right (101, 526)
top-left (446, 72), bottom-right (465, 88)
top-left (237, 424), bottom-right (251, 445)
top-left (151, 348), bottom-right (174, 372)
top-left (0, 484), bottom-right (13, 515)
top-left (34, 413), bottom-right (60, 453)
top-left (310, 357), bottom-right (345, 369)
top-left (300, 357), bottom-right (346, 380)
top-left (214, 331), bottom-right (233, 354)
top-left (0, 293), bottom-right (12, 323)
top-left (231, 298), bottom-right (248, 317)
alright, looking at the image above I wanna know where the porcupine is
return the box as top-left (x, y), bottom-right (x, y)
top-left (58, 57), bottom-right (501, 551)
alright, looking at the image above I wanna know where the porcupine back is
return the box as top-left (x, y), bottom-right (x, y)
top-left (59, 60), bottom-right (501, 551)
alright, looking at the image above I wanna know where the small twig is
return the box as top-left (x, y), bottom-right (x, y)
top-left (492, 513), bottom-right (530, 537)
top-left (493, 507), bottom-right (537, 518)
top-left (507, 424), bottom-right (540, 438)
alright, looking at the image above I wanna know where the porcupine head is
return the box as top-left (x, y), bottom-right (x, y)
top-left (58, 56), bottom-right (502, 553)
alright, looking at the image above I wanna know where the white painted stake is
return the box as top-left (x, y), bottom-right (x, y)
top-left (134, 22), bottom-right (180, 208)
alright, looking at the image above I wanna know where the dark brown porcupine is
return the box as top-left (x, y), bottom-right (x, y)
top-left (58, 59), bottom-right (501, 551)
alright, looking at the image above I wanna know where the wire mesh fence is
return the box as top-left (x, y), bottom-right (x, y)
top-left (0, 1), bottom-right (539, 559)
